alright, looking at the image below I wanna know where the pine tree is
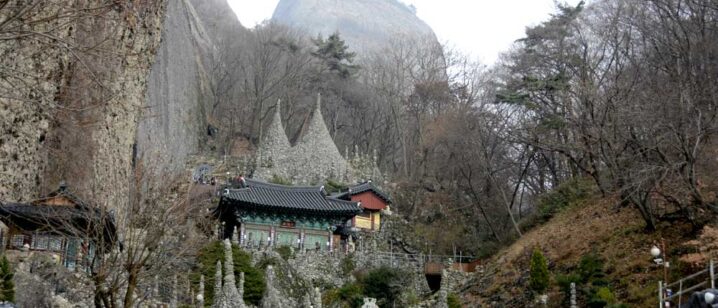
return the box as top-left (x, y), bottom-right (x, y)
top-left (311, 32), bottom-right (358, 79)
top-left (0, 255), bottom-right (14, 302)
top-left (529, 247), bottom-right (549, 293)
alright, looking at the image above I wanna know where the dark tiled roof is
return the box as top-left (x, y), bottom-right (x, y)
top-left (344, 182), bottom-right (392, 203)
top-left (0, 202), bottom-right (118, 248)
top-left (221, 179), bottom-right (361, 216)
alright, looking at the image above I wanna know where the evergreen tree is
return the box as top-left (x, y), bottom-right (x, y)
top-left (311, 32), bottom-right (359, 79)
top-left (0, 255), bottom-right (14, 302)
top-left (529, 247), bottom-right (550, 293)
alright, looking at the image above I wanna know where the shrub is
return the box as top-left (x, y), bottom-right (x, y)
top-left (323, 283), bottom-right (364, 308)
top-left (559, 252), bottom-right (628, 307)
top-left (325, 179), bottom-right (348, 194)
top-left (529, 248), bottom-right (550, 293)
top-left (276, 245), bottom-right (294, 261)
top-left (269, 174), bottom-right (292, 185)
top-left (190, 241), bottom-right (265, 306)
top-left (0, 255), bottom-right (14, 302)
top-left (578, 252), bottom-right (607, 285)
top-left (537, 177), bottom-right (595, 220)
top-left (362, 267), bottom-right (404, 307)
top-left (587, 286), bottom-right (617, 307)
top-left (447, 292), bottom-right (462, 308)
top-left (255, 256), bottom-right (279, 270)
top-left (556, 273), bottom-right (581, 293)
top-left (340, 255), bottom-right (355, 276)
top-left (338, 283), bottom-right (365, 308)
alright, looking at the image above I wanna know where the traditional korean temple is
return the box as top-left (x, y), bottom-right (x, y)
top-left (333, 181), bottom-right (392, 231)
top-left (0, 184), bottom-right (118, 270)
top-left (215, 178), bottom-right (362, 251)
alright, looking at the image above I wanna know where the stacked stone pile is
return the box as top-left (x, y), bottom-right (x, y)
top-left (254, 94), bottom-right (381, 185)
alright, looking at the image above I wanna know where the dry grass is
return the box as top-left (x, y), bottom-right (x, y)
top-left (464, 194), bottom-right (700, 306)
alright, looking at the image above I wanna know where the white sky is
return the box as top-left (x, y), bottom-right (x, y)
top-left (226, 0), bottom-right (585, 64)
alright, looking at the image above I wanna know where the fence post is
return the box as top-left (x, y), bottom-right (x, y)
top-left (711, 259), bottom-right (715, 289)
top-left (658, 281), bottom-right (663, 308)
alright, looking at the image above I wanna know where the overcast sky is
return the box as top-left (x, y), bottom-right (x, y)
top-left (226, 0), bottom-right (585, 64)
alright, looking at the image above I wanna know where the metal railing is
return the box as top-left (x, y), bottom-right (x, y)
top-left (659, 259), bottom-right (715, 307)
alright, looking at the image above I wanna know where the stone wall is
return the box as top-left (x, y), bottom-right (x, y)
top-left (254, 95), bottom-right (381, 185)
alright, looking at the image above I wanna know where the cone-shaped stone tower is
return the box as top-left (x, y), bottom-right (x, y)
top-left (253, 93), bottom-right (379, 184)
top-left (295, 93), bottom-right (347, 182)
top-left (257, 99), bottom-right (290, 166)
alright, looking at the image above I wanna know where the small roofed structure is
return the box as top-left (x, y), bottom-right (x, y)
top-left (0, 184), bottom-right (118, 271)
top-left (214, 178), bottom-right (361, 251)
top-left (334, 181), bottom-right (392, 231)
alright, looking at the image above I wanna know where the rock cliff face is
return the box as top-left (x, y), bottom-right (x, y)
top-left (137, 0), bottom-right (245, 176)
top-left (0, 1), bottom-right (166, 215)
top-left (272, 0), bottom-right (439, 53)
top-left (0, 0), bottom-right (246, 217)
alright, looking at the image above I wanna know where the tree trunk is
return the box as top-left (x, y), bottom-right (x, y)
top-left (123, 269), bottom-right (139, 308)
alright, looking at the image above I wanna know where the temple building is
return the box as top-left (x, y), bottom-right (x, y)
top-left (334, 181), bottom-right (392, 231)
top-left (0, 184), bottom-right (118, 270)
top-left (215, 178), bottom-right (362, 251)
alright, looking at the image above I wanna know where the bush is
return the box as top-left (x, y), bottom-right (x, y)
top-left (324, 179), bottom-right (348, 194)
top-left (529, 248), bottom-right (550, 293)
top-left (269, 174), bottom-right (292, 185)
top-left (326, 266), bottom-right (406, 307)
top-left (363, 266), bottom-right (405, 307)
top-left (578, 253), bottom-right (607, 285)
top-left (340, 255), bottom-right (355, 276)
top-left (255, 256), bottom-right (279, 270)
top-left (276, 245), bottom-right (294, 261)
top-left (590, 287), bottom-right (616, 306)
top-left (559, 252), bottom-right (627, 308)
top-left (191, 241), bottom-right (265, 306)
top-left (537, 178), bottom-right (594, 220)
top-left (447, 292), bottom-right (462, 308)
top-left (323, 283), bottom-right (364, 308)
top-left (0, 255), bottom-right (14, 302)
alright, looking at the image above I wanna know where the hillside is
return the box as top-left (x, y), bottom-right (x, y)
top-left (460, 195), bottom-right (702, 307)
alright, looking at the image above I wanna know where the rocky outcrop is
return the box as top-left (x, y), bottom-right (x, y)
top-left (272, 0), bottom-right (439, 54)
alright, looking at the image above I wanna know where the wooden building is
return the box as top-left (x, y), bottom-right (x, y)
top-left (334, 181), bottom-right (392, 231)
top-left (215, 178), bottom-right (361, 251)
top-left (0, 184), bottom-right (117, 271)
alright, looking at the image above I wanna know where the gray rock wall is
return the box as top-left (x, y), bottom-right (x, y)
top-left (136, 0), bottom-right (215, 176)
top-left (0, 0), bottom-right (166, 215)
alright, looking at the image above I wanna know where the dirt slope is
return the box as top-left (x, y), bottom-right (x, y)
top-left (461, 196), bottom-right (697, 307)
